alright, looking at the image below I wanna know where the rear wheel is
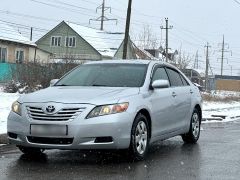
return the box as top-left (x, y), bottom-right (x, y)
top-left (18, 146), bottom-right (45, 155)
top-left (128, 113), bottom-right (150, 161)
top-left (182, 109), bottom-right (201, 143)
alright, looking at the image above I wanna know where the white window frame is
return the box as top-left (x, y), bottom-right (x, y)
top-left (50, 36), bottom-right (62, 47)
top-left (0, 46), bottom-right (8, 63)
top-left (15, 49), bottom-right (25, 63)
top-left (65, 36), bottom-right (76, 47)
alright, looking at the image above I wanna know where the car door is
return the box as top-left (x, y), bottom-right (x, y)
top-left (149, 66), bottom-right (174, 136)
top-left (165, 68), bottom-right (192, 131)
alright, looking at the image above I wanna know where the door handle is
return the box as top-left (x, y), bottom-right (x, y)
top-left (190, 89), bottom-right (193, 94)
top-left (172, 92), bottom-right (177, 97)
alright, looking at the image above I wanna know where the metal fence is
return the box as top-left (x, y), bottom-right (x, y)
top-left (0, 63), bottom-right (16, 83)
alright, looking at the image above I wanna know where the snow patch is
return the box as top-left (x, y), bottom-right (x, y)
top-left (0, 92), bottom-right (20, 134)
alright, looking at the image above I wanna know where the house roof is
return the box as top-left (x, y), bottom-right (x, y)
top-left (66, 21), bottom-right (124, 57)
top-left (0, 22), bottom-right (36, 46)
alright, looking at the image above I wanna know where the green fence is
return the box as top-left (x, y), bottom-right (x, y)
top-left (0, 63), bottom-right (16, 83)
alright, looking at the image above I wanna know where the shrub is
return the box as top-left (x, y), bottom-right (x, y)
top-left (4, 62), bottom-right (79, 93)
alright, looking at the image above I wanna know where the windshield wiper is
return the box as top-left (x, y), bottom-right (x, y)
top-left (91, 84), bottom-right (107, 87)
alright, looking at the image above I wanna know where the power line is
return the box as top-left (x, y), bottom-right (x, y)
top-left (30, 0), bottom-right (95, 17)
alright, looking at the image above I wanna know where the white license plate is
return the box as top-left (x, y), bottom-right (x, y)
top-left (30, 125), bottom-right (68, 136)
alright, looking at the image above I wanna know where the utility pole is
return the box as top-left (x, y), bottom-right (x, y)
top-left (160, 18), bottom-right (173, 63)
top-left (194, 50), bottom-right (199, 69)
top-left (123, 0), bottom-right (132, 59)
top-left (217, 35), bottom-right (231, 76)
top-left (101, 0), bottom-right (105, 30)
top-left (221, 35), bottom-right (225, 76)
top-left (205, 43), bottom-right (211, 91)
top-left (30, 27), bottom-right (33, 41)
top-left (89, 0), bottom-right (117, 30)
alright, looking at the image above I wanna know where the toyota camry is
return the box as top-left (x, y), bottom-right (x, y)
top-left (8, 60), bottom-right (202, 160)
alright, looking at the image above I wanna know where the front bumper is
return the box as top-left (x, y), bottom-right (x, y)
top-left (7, 103), bottom-right (134, 150)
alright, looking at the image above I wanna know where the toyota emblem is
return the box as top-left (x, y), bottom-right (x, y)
top-left (46, 105), bottom-right (55, 113)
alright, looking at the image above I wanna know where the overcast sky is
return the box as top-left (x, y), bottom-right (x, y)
top-left (1, 0), bottom-right (240, 75)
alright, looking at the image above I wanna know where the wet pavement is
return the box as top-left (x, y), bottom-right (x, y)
top-left (0, 120), bottom-right (240, 180)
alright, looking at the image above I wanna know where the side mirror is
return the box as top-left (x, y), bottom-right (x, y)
top-left (50, 79), bottom-right (59, 87)
top-left (152, 80), bottom-right (170, 89)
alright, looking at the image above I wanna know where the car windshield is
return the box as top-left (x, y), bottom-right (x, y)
top-left (55, 63), bottom-right (148, 87)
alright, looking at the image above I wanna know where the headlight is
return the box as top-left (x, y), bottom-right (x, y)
top-left (86, 102), bottom-right (129, 119)
top-left (12, 101), bottom-right (21, 116)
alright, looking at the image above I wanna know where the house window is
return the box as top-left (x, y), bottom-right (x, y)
top-left (51, 36), bottom-right (61, 47)
top-left (16, 50), bottom-right (24, 63)
top-left (65, 36), bottom-right (76, 47)
top-left (0, 47), bottom-right (7, 63)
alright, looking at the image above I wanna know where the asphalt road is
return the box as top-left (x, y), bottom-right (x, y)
top-left (0, 120), bottom-right (240, 180)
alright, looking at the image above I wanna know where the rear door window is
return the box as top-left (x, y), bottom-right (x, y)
top-left (166, 68), bottom-right (184, 87)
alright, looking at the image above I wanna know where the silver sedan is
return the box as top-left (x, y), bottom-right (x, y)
top-left (8, 60), bottom-right (202, 160)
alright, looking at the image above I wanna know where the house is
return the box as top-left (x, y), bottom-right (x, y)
top-left (36, 21), bottom-right (140, 62)
top-left (114, 39), bottom-right (155, 60)
top-left (144, 49), bottom-right (161, 59)
top-left (0, 22), bottom-right (35, 64)
top-left (0, 22), bottom-right (50, 82)
top-left (159, 46), bottom-right (178, 62)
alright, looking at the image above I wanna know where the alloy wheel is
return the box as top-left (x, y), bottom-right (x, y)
top-left (192, 113), bottom-right (200, 138)
top-left (135, 121), bottom-right (148, 155)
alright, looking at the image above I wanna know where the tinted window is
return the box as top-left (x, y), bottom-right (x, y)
top-left (152, 67), bottom-right (169, 82)
top-left (166, 68), bottom-right (183, 87)
top-left (180, 74), bottom-right (189, 86)
top-left (55, 63), bottom-right (147, 87)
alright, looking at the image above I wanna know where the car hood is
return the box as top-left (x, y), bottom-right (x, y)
top-left (18, 86), bottom-right (140, 105)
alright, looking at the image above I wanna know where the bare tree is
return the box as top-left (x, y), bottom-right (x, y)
top-left (176, 48), bottom-right (193, 69)
top-left (134, 25), bottom-right (159, 49)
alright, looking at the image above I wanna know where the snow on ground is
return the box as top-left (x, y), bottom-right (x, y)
top-left (0, 90), bottom-right (20, 134)
top-left (202, 101), bottom-right (240, 123)
top-left (0, 89), bottom-right (239, 134)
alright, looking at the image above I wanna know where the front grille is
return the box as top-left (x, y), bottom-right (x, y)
top-left (27, 136), bottom-right (73, 145)
top-left (27, 106), bottom-right (86, 121)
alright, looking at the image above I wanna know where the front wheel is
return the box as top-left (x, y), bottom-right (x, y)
top-left (128, 113), bottom-right (150, 161)
top-left (182, 109), bottom-right (201, 143)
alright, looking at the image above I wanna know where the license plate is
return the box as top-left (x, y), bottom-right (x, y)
top-left (30, 125), bottom-right (68, 136)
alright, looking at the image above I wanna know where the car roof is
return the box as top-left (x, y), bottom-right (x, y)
top-left (84, 60), bottom-right (179, 70)
top-left (85, 59), bottom-right (163, 65)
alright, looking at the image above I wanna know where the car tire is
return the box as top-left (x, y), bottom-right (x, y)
top-left (182, 108), bottom-right (201, 143)
top-left (18, 146), bottom-right (45, 155)
top-left (128, 113), bottom-right (150, 161)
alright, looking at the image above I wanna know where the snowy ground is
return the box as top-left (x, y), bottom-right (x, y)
top-left (0, 90), bottom-right (19, 134)
top-left (0, 89), bottom-right (239, 134)
top-left (202, 101), bottom-right (240, 123)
